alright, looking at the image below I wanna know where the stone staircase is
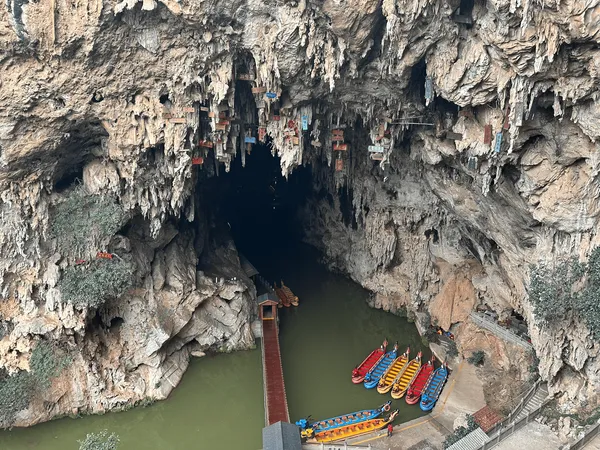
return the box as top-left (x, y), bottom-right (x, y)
top-left (447, 428), bottom-right (490, 450)
top-left (513, 384), bottom-right (548, 422)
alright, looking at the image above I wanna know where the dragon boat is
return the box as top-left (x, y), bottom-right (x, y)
top-left (312, 410), bottom-right (399, 443)
top-left (351, 340), bottom-right (388, 383)
top-left (364, 343), bottom-right (399, 389)
top-left (405, 355), bottom-right (436, 404)
top-left (296, 401), bottom-right (392, 439)
top-left (376, 347), bottom-right (410, 394)
top-left (391, 351), bottom-right (422, 399)
top-left (420, 362), bottom-right (448, 411)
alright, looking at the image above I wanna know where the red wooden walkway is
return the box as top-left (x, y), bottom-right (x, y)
top-left (261, 319), bottom-right (290, 425)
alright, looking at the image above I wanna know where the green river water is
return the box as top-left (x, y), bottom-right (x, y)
top-left (0, 244), bottom-right (428, 449)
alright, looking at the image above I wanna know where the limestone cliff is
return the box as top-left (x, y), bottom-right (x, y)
top-left (1, 0), bottom-right (600, 426)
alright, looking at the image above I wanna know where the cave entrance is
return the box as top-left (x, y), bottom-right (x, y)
top-left (210, 143), bottom-right (312, 268)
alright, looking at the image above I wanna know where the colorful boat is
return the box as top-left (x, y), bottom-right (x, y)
top-left (296, 401), bottom-right (392, 438)
top-left (313, 410), bottom-right (399, 443)
top-left (406, 355), bottom-right (436, 405)
top-left (391, 351), bottom-right (422, 399)
top-left (352, 340), bottom-right (388, 383)
top-left (364, 343), bottom-right (399, 389)
top-left (275, 281), bottom-right (298, 307)
top-left (420, 362), bottom-right (448, 411)
top-left (376, 347), bottom-right (410, 394)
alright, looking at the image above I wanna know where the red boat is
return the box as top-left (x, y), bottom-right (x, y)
top-left (405, 355), bottom-right (436, 404)
top-left (351, 340), bottom-right (388, 384)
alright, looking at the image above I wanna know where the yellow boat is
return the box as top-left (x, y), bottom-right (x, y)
top-left (314, 410), bottom-right (399, 443)
top-left (391, 351), bottom-right (422, 399)
top-left (376, 347), bottom-right (410, 394)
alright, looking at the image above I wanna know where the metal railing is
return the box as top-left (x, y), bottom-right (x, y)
top-left (562, 422), bottom-right (600, 450)
top-left (478, 397), bottom-right (551, 450)
top-left (486, 379), bottom-right (542, 436)
top-left (302, 444), bottom-right (372, 449)
top-left (470, 312), bottom-right (533, 350)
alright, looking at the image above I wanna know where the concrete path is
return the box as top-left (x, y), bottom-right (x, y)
top-left (338, 360), bottom-right (485, 450)
top-left (492, 421), bottom-right (561, 450)
top-left (432, 361), bottom-right (486, 432)
top-left (584, 434), bottom-right (600, 450)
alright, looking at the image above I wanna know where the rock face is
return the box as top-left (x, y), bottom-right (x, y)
top-left (1, 0), bottom-right (600, 426)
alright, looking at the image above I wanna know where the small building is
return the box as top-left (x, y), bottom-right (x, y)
top-left (258, 293), bottom-right (279, 321)
top-left (262, 421), bottom-right (302, 450)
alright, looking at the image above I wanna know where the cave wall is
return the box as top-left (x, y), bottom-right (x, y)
top-left (1, 0), bottom-right (600, 426)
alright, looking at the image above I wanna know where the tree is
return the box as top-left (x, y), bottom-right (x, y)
top-left (78, 431), bottom-right (120, 450)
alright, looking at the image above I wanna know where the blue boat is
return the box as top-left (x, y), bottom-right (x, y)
top-left (295, 401), bottom-right (392, 438)
top-left (419, 363), bottom-right (448, 411)
top-left (363, 343), bottom-right (399, 389)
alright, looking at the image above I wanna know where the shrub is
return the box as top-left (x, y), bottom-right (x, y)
top-left (78, 430), bottom-right (120, 450)
top-left (59, 259), bottom-right (134, 309)
top-left (30, 341), bottom-right (70, 389)
top-left (446, 340), bottom-right (458, 358)
top-left (0, 371), bottom-right (33, 426)
top-left (50, 187), bottom-right (125, 256)
top-left (443, 415), bottom-right (478, 448)
top-left (529, 248), bottom-right (600, 341)
top-left (467, 350), bottom-right (485, 366)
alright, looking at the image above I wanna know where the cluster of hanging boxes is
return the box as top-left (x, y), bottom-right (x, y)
top-left (160, 68), bottom-right (517, 173)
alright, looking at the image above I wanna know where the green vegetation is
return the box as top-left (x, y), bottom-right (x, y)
top-left (467, 350), bottom-right (485, 366)
top-left (78, 430), bottom-right (120, 450)
top-left (59, 259), bottom-right (134, 309)
top-left (0, 371), bottom-right (33, 426)
top-left (0, 341), bottom-right (70, 426)
top-left (529, 247), bottom-right (600, 340)
top-left (446, 340), bottom-right (458, 358)
top-left (30, 341), bottom-right (71, 389)
top-left (49, 187), bottom-right (125, 256)
top-left (443, 415), bottom-right (479, 448)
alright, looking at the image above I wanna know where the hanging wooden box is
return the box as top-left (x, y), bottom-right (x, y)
top-left (514, 102), bottom-right (524, 127)
top-left (192, 157), bottom-right (204, 165)
top-left (453, 14), bottom-right (473, 24)
top-left (199, 140), bottom-right (213, 148)
top-left (183, 107), bottom-right (195, 113)
top-left (484, 125), bottom-right (492, 145)
top-left (97, 251), bottom-right (113, 259)
top-left (425, 77), bottom-right (433, 101)
top-left (503, 106), bottom-right (511, 130)
top-left (333, 143), bottom-right (348, 151)
top-left (258, 127), bottom-right (267, 142)
top-left (335, 159), bottom-right (344, 171)
top-left (494, 132), bottom-right (503, 153)
top-left (252, 87), bottom-right (267, 94)
top-left (273, 115), bottom-right (280, 121)
top-left (446, 132), bottom-right (463, 140)
top-left (199, 106), bottom-right (209, 112)
top-left (370, 153), bottom-right (384, 161)
top-left (169, 118), bottom-right (187, 124)
top-left (368, 145), bottom-right (385, 153)
top-left (208, 111), bottom-right (216, 118)
top-left (292, 137), bottom-right (299, 145)
top-left (237, 74), bottom-right (254, 81)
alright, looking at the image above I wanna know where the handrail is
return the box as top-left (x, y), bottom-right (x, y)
top-left (469, 312), bottom-right (533, 350)
top-left (478, 398), bottom-right (551, 450)
top-left (562, 421), bottom-right (600, 449)
top-left (487, 379), bottom-right (542, 436)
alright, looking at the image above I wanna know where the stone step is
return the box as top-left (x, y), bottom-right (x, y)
top-left (447, 427), bottom-right (489, 450)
